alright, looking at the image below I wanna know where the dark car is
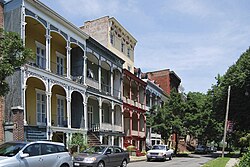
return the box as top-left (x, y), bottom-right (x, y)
top-left (73, 145), bottom-right (129, 167)
top-left (0, 141), bottom-right (73, 167)
top-left (195, 145), bottom-right (208, 154)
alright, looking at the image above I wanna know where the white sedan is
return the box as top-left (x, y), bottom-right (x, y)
top-left (146, 145), bottom-right (174, 161)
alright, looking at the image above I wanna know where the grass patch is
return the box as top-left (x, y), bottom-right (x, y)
top-left (202, 157), bottom-right (230, 167)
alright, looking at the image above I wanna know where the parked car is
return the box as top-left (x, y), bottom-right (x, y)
top-left (194, 145), bottom-right (208, 154)
top-left (0, 141), bottom-right (73, 167)
top-left (207, 146), bottom-right (217, 153)
top-left (73, 145), bottom-right (129, 167)
top-left (146, 145), bottom-right (174, 161)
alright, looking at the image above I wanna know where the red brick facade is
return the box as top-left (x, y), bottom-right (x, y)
top-left (147, 69), bottom-right (172, 95)
top-left (12, 107), bottom-right (24, 141)
top-left (0, 2), bottom-right (3, 28)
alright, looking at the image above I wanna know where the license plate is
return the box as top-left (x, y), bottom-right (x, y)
top-left (152, 156), bottom-right (156, 158)
top-left (74, 162), bottom-right (80, 166)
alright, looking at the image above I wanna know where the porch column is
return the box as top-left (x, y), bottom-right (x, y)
top-left (99, 98), bottom-right (102, 129)
top-left (22, 84), bottom-right (27, 125)
top-left (20, 2), bottom-right (26, 44)
top-left (83, 101), bottom-right (88, 130)
top-left (66, 133), bottom-right (71, 149)
top-left (46, 91), bottom-right (52, 126)
top-left (66, 97), bottom-right (71, 128)
top-left (98, 60), bottom-right (102, 92)
top-left (110, 68), bottom-right (114, 96)
top-left (99, 135), bottom-right (103, 144)
top-left (83, 56), bottom-right (87, 85)
top-left (111, 101), bottom-right (114, 129)
top-left (137, 113), bottom-right (140, 136)
top-left (45, 26), bottom-right (51, 71)
top-left (129, 111), bottom-right (132, 136)
top-left (66, 41), bottom-right (71, 79)
top-left (144, 89), bottom-right (146, 107)
top-left (144, 116), bottom-right (147, 136)
top-left (120, 76), bottom-right (123, 99)
top-left (111, 136), bottom-right (114, 146)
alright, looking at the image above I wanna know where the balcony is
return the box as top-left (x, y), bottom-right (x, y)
top-left (114, 125), bottom-right (123, 132)
top-left (139, 131), bottom-right (145, 137)
top-left (101, 123), bottom-right (112, 131)
top-left (131, 130), bottom-right (138, 136)
top-left (86, 77), bottom-right (99, 90)
top-left (101, 83), bottom-right (111, 95)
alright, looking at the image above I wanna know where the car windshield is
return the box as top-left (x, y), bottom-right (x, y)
top-left (82, 146), bottom-right (107, 154)
top-left (152, 145), bottom-right (166, 150)
top-left (0, 143), bottom-right (26, 157)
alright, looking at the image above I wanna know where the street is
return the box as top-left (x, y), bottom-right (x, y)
top-left (128, 154), bottom-right (214, 167)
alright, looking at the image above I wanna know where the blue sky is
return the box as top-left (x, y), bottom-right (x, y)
top-left (39, 0), bottom-right (250, 93)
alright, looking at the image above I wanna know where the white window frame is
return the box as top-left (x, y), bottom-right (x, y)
top-left (56, 94), bottom-right (65, 127)
top-left (35, 41), bottom-right (46, 69)
top-left (56, 51), bottom-right (65, 76)
top-left (35, 89), bottom-right (46, 126)
top-left (87, 106), bottom-right (94, 128)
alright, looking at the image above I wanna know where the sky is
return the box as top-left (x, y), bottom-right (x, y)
top-left (38, 0), bottom-right (250, 93)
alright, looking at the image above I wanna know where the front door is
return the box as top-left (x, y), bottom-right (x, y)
top-left (87, 106), bottom-right (93, 129)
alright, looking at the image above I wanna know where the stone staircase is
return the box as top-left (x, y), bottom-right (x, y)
top-left (87, 132), bottom-right (101, 146)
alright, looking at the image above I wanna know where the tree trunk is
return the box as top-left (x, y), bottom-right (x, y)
top-left (174, 133), bottom-right (178, 155)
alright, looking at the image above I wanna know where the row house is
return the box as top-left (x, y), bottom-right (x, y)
top-left (142, 78), bottom-right (168, 147)
top-left (2, 0), bottom-right (124, 147)
top-left (81, 16), bottom-right (147, 151)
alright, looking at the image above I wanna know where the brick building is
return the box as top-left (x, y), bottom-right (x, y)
top-left (145, 69), bottom-right (181, 95)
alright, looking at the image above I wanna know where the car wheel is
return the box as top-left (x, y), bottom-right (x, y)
top-left (60, 164), bottom-right (68, 167)
top-left (169, 154), bottom-right (172, 160)
top-left (147, 158), bottom-right (151, 162)
top-left (120, 160), bottom-right (127, 167)
top-left (97, 161), bottom-right (105, 167)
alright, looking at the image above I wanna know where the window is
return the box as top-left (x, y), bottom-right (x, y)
top-left (57, 95), bottom-right (65, 127)
top-left (127, 66), bottom-right (131, 72)
top-left (36, 90), bottom-right (46, 125)
top-left (56, 52), bottom-right (65, 76)
top-left (127, 48), bottom-right (130, 57)
top-left (35, 41), bottom-right (46, 69)
top-left (23, 144), bottom-right (41, 157)
top-left (110, 33), bottom-right (114, 45)
top-left (121, 42), bottom-right (124, 52)
top-left (41, 144), bottom-right (58, 155)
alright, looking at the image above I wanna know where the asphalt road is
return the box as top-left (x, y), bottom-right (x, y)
top-left (128, 154), bottom-right (214, 167)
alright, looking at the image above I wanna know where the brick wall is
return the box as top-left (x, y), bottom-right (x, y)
top-left (12, 107), bottom-right (24, 141)
top-left (0, 2), bottom-right (3, 28)
top-left (0, 97), bottom-right (4, 142)
top-left (81, 16), bottom-right (109, 47)
top-left (147, 70), bottom-right (171, 95)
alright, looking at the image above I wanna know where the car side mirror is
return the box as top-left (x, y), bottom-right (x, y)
top-left (19, 152), bottom-right (29, 159)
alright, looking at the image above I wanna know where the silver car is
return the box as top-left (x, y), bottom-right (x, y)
top-left (73, 145), bottom-right (130, 167)
top-left (0, 141), bottom-right (73, 167)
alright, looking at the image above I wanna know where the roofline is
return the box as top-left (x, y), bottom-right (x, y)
top-left (170, 71), bottom-right (181, 82)
top-left (27, 0), bottom-right (89, 40)
top-left (146, 68), bottom-right (170, 74)
top-left (109, 17), bottom-right (137, 43)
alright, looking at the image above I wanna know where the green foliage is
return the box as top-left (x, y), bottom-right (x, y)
top-left (211, 47), bottom-right (250, 147)
top-left (238, 151), bottom-right (250, 167)
top-left (69, 133), bottom-right (88, 153)
top-left (0, 28), bottom-right (33, 96)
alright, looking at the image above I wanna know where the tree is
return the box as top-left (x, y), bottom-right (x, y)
top-left (211, 48), bottom-right (250, 148)
top-left (0, 28), bottom-right (33, 96)
top-left (69, 133), bottom-right (88, 153)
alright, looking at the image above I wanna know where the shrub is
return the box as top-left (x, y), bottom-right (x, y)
top-left (238, 151), bottom-right (250, 167)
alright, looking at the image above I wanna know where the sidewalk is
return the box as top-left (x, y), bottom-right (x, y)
top-left (130, 155), bottom-right (146, 162)
top-left (225, 158), bottom-right (239, 167)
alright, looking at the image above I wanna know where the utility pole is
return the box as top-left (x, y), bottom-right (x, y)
top-left (222, 85), bottom-right (231, 158)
